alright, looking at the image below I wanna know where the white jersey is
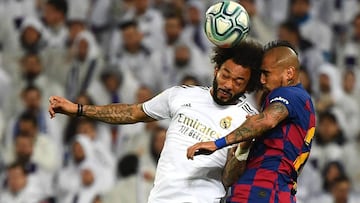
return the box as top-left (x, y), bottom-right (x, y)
top-left (142, 86), bottom-right (258, 203)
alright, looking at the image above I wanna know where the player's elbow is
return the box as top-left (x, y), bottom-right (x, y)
top-left (222, 176), bottom-right (235, 188)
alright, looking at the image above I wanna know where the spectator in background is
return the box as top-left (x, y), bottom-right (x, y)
top-left (238, 0), bottom-right (275, 44)
top-left (3, 111), bottom-right (60, 172)
top-left (73, 161), bottom-right (104, 203)
top-left (56, 135), bottom-right (113, 203)
top-left (329, 176), bottom-right (360, 203)
top-left (5, 133), bottom-right (54, 199)
top-left (255, 0), bottom-right (289, 27)
top-left (139, 126), bottom-right (167, 188)
top-left (299, 67), bottom-right (313, 95)
top-left (310, 112), bottom-right (346, 171)
top-left (342, 69), bottom-right (360, 107)
top-left (110, 20), bottom-right (161, 92)
top-left (296, 160), bottom-right (322, 203)
top-left (42, 0), bottom-right (70, 85)
top-left (160, 13), bottom-right (207, 90)
top-left (66, 30), bottom-right (103, 101)
top-left (0, 162), bottom-right (46, 203)
top-left (182, 1), bottom-right (212, 54)
top-left (66, 18), bottom-right (87, 49)
top-left (87, 0), bottom-right (112, 49)
top-left (278, 20), bottom-right (325, 95)
top-left (19, 54), bottom-right (64, 108)
top-left (2, 16), bottom-right (48, 83)
top-left (316, 63), bottom-right (358, 139)
top-left (0, 61), bottom-right (12, 110)
top-left (289, 0), bottom-right (333, 59)
top-left (121, 0), bottom-right (165, 51)
top-left (322, 161), bottom-right (347, 193)
top-left (103, 153), bottom-right (143, 203)
top-left (114, 85), bottom-right (160, 159)
top-left (42, 0), bottom-right (68, 49)
top-left (75, 118), bottom-right (115, 181)
top-left (19, 17), bottom-right (47, 55)
top-left (5, 85), bottom-right (63, 149)
top-left (309, 175), bottom-right (360, 203)
top-left (165, 43), bottom-right (212, 87)
top-left (343, 132), bottom-right (360, 193)
top-left (89, 67), bottom-right (139, 105)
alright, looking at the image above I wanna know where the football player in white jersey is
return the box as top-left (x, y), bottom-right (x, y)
top-left (48, 40), bottom-right (264, 203)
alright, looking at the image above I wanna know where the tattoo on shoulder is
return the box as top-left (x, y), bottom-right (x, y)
top-left (268, 102), bottom-right (288, 120)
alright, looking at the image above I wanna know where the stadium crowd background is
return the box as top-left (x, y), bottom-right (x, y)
top-left (0, 0), bottom-right (360, 202)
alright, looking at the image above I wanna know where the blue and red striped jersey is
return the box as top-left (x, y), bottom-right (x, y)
top-left (229, 83), bottom-right (316, 203)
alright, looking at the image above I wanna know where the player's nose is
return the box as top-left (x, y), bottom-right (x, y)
top-left (260, 73), bottom-right (266, 84)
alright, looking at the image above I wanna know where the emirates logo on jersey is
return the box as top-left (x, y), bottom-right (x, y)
top-left (220, 116), bottom-right (232, 129)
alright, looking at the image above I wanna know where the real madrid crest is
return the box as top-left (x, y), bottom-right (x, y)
top-left (220, 116), bottom-right (232, 129)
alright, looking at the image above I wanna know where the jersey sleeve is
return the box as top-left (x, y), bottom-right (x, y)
top-left (142, 87), bottom-right (174, 120)
top-left (267, 87), bottom-right (300, 119)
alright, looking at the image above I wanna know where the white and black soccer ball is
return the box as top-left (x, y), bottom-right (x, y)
top-left (204, 1), bottom-right (250, 48)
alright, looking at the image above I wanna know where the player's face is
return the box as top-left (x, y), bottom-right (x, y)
top-left (212, 59), bottom-right (251, 105)
top-left (260, 54), bottom-right (288, 92)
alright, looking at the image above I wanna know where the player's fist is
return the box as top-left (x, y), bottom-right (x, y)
top-left (48, 96), bottom-right (77, 118)
top-left (187, 141), bottom-right (217, 160)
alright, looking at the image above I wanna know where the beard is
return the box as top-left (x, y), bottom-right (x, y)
top-left (16, 153), bottom-right (31, 165)
top-left (211, 77), bottom-right (244, 105)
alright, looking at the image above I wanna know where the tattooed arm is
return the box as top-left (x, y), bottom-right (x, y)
top-left (83, 103), bottom-right (155, 124)
top-left (187, 102), bottom-right (289, 159)
top-left (225, 101), bottom-right (289, 145)
top-left (222, 147), bottom-right (247, 187)
top-left (48, 96), bottom-right (155, 124)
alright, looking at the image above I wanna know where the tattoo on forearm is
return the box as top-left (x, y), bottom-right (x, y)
top-left (228, 102), bottom-right (288, 144)
top-left (222, 158), bottom-right (246, 187)
top-left (84, 104), bottom-right (141, 124)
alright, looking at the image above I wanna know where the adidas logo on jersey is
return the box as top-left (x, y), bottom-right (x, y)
top-left (181, 103), bottom-right (192, 107)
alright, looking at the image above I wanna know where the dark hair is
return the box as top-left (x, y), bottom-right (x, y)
top-left (47, 0), bottom-right (68, 15)
top-left (279, 21), bottom-right (301, 40)
top-left (18, 110), bottom-right (38, 127)
top-left (150, 126), bottom-right (167, 163)
top-left (163, 12), bottom-right (185, 27)
top-left (212, 40), bottom-right (264, 92)
top-left (100, 68), bottom-right (123, 85)
top-left (118, 20), bottom-right (138, 30)
top-left (322, 161), bottom-right (346, 192)
top-left (290, 0), bottom-right (310, 5)
top-left (330, 175), bottom-right (351, 190)
top-left (263, 40), bottom-right (298, 56)
top-left (117, 154), bottom-right (139, 178)
top-left (21, 84), bottom-right (42, 96)
top-left (318, 111), bottom-right (337, 123)
top-left (7, 162), bottom-right (27, 175)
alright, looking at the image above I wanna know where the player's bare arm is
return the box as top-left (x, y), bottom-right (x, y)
top-left (48, 96), bottom-right (155, 124)
top-left (187, 102), bottom-right (289, 159)
top-left (222, 140), bottom-right (252, 187)
top-left (227, 102), bottom-right (288, 144)
top-left (222, 148), bottom-right (246, 187)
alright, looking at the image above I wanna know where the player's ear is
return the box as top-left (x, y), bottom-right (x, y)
top-left (287, 66), bottom-right (295, 80)
top-left (214, 66), bottom-right (220, 76)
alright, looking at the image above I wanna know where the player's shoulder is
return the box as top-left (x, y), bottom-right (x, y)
top-left (172, 85), bottom-right (210, 95)
top-left (270, 84), bottom-right (309, 98)
top-left (238, 94), bottom-right (259, 114)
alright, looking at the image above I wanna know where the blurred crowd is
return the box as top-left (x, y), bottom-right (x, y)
top-left (0, 0), bottom-right (359, 203)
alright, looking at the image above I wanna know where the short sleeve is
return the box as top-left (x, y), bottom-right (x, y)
top-left (142, 87), bottom-right (174, 120)
top-left (267, 87), bottom-right (300, 119)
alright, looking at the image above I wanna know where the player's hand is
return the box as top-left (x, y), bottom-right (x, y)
top-left (187, 141), bottom-right (217, 160)
top-left (48, 96), bottom-right (77, 118)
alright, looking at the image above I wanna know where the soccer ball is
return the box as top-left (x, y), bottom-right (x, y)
top-left (204, 1), bottom-right (250, 48)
